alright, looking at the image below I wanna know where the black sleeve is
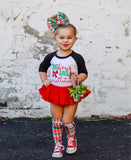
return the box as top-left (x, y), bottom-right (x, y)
top-left (39, 52), bottom-right (55, 72)
top-left (72, 51), bottom-right (88, 75)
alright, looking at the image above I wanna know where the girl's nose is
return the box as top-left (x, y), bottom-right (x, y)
top-left (64, 38), bottom-right (68, 42)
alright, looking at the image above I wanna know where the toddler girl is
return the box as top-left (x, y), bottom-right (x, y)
top-left (39, 11), bottom-right (91, 158)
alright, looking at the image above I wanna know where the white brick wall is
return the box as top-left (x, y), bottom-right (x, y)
top-left (0, 0), bottom-right (131, 118)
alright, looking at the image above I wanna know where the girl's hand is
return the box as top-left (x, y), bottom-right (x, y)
top-left (71, 72), bottom-right (87, 86)
top-left (43, 79), bottom-right (51, 87)
top-left (71, 72), bottom-right (79, 85)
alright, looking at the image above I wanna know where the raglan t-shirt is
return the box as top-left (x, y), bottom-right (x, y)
top-left (39, 51), bottom-right (88, 87)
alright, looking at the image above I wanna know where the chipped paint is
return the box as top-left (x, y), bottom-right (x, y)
top-left (13, 12), bottom-right (21, 21)
top-left (0, 0), bottom-right (131, 118)
top-left (125, 27), bottom-right (130, 36)
top-left (117, 58), bottom-right (122, 63)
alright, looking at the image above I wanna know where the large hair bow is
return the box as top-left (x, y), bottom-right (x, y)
top-left (47, 11), bottom-right (70, 34)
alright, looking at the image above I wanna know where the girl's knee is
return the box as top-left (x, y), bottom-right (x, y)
top-left (62, 118), bottom-right (74, 124)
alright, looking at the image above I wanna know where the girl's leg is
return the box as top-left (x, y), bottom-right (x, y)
top-left (62, 104), bottom-right (78, 124)
top-left (63, 104), bottom-right (78, 154)
top-left (50, 103), bottom-right (64, 158)
top-left (50, 103), bottom-right (63, 119)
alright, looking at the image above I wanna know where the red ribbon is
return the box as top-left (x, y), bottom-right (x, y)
top-left (52, 71), bottom-right (58, 78)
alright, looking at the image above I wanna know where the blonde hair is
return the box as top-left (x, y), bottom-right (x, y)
top-left (51, 14), bottom-right (57, 21)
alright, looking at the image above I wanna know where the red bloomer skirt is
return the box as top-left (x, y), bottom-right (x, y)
top-left (39, 84), bottom-right (91, 105)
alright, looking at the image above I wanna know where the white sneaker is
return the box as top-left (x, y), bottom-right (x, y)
top-left (52, 141), bottom-right (64, 158)
top-left (66, 136), bottom-right (77, 154)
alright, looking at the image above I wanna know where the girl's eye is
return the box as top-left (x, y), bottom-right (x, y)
top-left (60, 37), bottom-right (64, 39)
top-left (68, 37), bottom-right (72, 39)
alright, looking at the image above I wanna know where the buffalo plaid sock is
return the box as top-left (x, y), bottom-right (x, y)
top-left (64, 121), bottom-right (76, 137)
top-left (52, 118), bottom-right (63, 143)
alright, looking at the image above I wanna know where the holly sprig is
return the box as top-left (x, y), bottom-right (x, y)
top-left (68, 82), bottom-right (87, 102)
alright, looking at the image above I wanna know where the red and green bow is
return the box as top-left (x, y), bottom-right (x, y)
top-left (47, 11), bottom-right (70, 34)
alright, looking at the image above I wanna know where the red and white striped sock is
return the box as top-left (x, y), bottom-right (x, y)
top-left (64, 121), bottom-right (76, 137)
top-left (52, 118), bottom-right (63, 143)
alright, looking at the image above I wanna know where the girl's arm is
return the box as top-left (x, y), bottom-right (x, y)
top-left (78, 73), bottom-right (87, 83)
top-left (39, 72), bottom-right (51, 87)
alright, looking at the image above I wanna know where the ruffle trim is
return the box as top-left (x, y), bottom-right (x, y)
top-left (39, 84), bottom-right (91, 105)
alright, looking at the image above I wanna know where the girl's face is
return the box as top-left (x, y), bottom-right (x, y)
top-left (54, 27), bottom-right (78, 52)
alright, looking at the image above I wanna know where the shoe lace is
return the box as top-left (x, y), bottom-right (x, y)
top-left (54, 141), bottom-right (65, 152)
top-left (68, 137), bottom-right (75, 146)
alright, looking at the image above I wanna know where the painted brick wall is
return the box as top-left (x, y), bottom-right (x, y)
top-left (0, 0), bottom-right (131, 118)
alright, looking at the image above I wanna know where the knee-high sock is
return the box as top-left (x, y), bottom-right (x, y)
top-left (52, 118), bottom-right (63, 143)
top-left (64, 121), bottom-right (76, 137)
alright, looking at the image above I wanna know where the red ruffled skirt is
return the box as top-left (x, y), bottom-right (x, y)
top-left (39, 84), bottom-right (91, 105)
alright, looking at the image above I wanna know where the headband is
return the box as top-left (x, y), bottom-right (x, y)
top-left (47, 11), bottom-right (70, 34)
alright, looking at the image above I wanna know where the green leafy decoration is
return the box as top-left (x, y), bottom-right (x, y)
top-left (68, 82), bottom-right (87, 102)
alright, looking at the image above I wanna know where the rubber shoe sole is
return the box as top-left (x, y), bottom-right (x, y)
top-left (66, 139), bottom-right (77, 154)
top-left (66, 147), bottom-right (77, 154)
top-left (52, 152), bottom-right (63, 158)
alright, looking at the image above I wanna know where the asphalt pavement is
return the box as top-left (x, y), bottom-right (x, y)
top-left (0, 118), bottom-right (130, 160)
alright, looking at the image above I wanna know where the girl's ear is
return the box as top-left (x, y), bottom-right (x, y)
top-left (75, 37), bottom-right (78, 41)
top-left (52, 36), bottom-right (56, 41)
top-left (74, 37), bottom-right (78, 43)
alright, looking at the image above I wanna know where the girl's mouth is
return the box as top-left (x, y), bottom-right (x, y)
top-left (63, 44), bottom-right (69, 47)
